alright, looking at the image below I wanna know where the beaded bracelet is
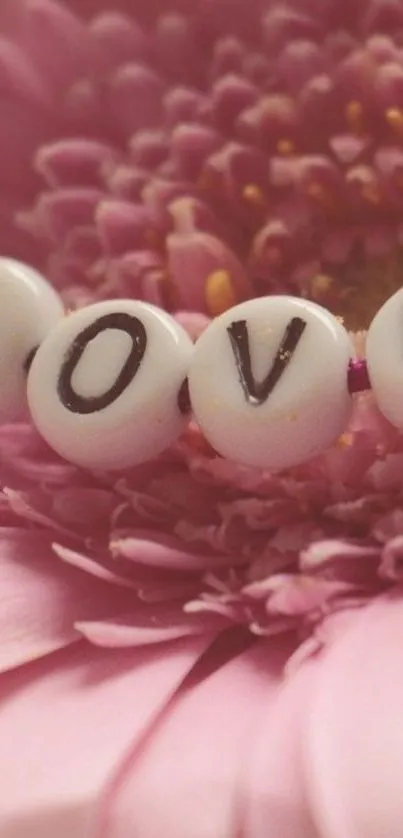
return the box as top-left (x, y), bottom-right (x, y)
top-left (0, 257), bottom-right (399, 472)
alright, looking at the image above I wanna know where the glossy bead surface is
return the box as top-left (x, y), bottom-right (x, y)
top-left (27, 299), bottom-right (193, 470)
top-left (366, 288), bottom-right (403, 429)
top-left (0, 258), bottom-right (63, 422)
top-left (188, 296), bottom-right (354, 470)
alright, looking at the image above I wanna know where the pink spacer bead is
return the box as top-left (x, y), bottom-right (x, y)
top-left (348, 358), bottom-right (371, 394)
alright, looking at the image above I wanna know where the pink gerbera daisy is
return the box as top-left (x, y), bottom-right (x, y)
top-left (1, 1), bottom-right (403, 836)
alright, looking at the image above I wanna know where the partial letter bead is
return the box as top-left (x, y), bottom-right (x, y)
top-left (0, 258), bottom-right (63, 422)
top-left (367, 288), bottom-right (403, 430)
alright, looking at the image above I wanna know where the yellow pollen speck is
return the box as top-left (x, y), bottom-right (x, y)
top-left (386, 107), bottom-right (403, 133)
top-left (277, 138), bottom-right (295, 155)
top-left (205, 269), bottom-right (237, 316)
top-left (287, 411), bottom-right (299, 422)
top-left (311, 274), bottom-right (333, 295)
top-left (242, 183), bottom-right (266, 205)
top-left (346, 100), bottom-right (364, 132)
top-left (338, 432), bottom-right (354, 449)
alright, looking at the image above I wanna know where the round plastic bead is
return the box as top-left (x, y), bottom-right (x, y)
top-left (188, 295), bottom-right (354, 470)
top-left (27, 299), bottom-right (193, 470)
top-left (0, 258), bottom-right (63, 422)
top-left (366, 288), bottom-right (403, 430)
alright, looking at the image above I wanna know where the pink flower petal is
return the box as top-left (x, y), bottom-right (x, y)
top-left (263, 574), bottom-right (357, 617)
top-left (89, 12), bottom-right (148, 72)
top-left (52, 543), bottom-right (141, 589)
top-left (300, 539), bottom-right (380, 572)
top-left (379, 536), bottom-right (403, 580)
top-left (16, 0), bottom-right (94, 91)
top-left (76, 604), bottom-right (228, 647)
top-left (36, 139), bottom-right (118, 188)
top-left (166, 229), bottom-right (251, 312)
top-left (242, 651), bottom-right (320, 838)
top-left (32, 187), bottom-right (102, 244)
top-left (164, 85), bottom-right (206, 127)
top-left (108, 63), bottom-right (165, 139)
top-left (174, 310), bottom-right (211, 341)
top-left (170, 123), bottom-right (222, 179)
top-left (0, 528), bottom-right (135, 672)
top-left (95, 199), bottom-right (155, 255)
top-left (96, 639), bottom-right (289, 838)
top-left (0, 37), bottom-right (50, 107)
top-left (0, 635), bottom-right (212, 837)
top-left (53, 542), bottom-right (198, 602)
top-left (305, 590), bottom-right (403, 838)
top-left (110, 529), bottom-right (243, 571)
top-left (4, 489), bottom-right (78, 538)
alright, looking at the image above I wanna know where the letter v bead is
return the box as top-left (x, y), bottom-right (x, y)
top-left (227, 316), bottom-right (307, 405)
top-left (189, 296), bottom-right (354, 470)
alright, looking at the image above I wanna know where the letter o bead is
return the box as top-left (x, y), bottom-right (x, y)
top-left (27, 300), bottom-right (193, 470)
top-left (366, 288), bottom-right (403, 429)
top-left (0, 258), bottom-right (63, 422)
top-left (188, 296), bottom-right (354, 470)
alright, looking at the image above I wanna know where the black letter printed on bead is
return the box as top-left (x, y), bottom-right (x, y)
top-left (58, 312), bottom-right (147, 414)
top-left (227, 316), bottom-right (307, 406)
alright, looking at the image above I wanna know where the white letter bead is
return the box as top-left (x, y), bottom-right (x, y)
top-left (366, 288), bottom-right (403, 429)
top-left (27, 300), bottom-right (193, 470)
top-left (188, 296), bottom-right (354, 470)
top-left (0, 258), bottom-right (63, 422)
